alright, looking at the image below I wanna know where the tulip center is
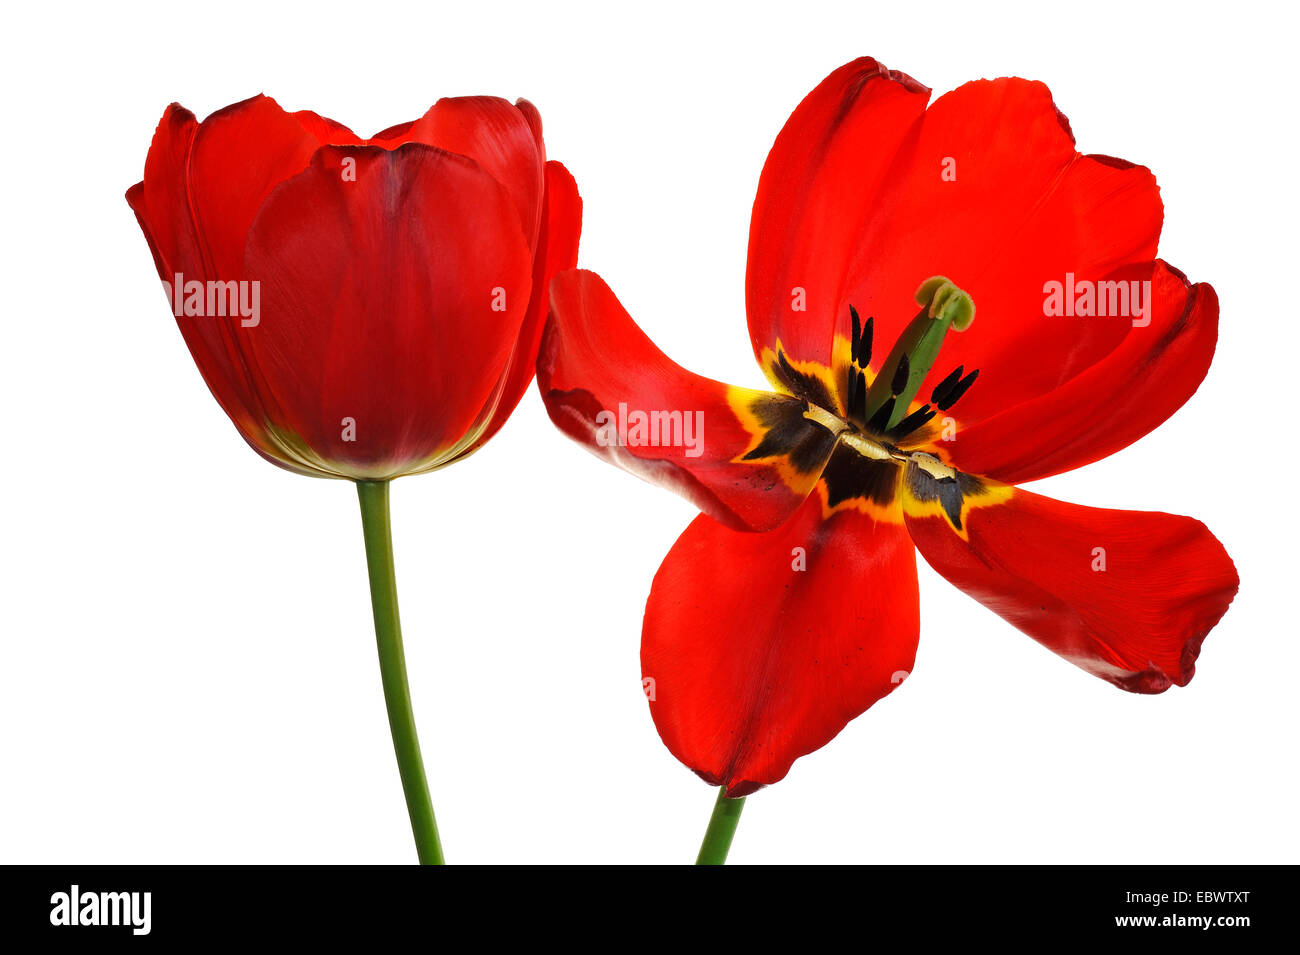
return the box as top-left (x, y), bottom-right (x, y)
top-left (803, 277), bottom-right (977, 512)
top-left (742, 277), bottom-right (985, 520)
top-left (840, 276), bottom-right (978, 446)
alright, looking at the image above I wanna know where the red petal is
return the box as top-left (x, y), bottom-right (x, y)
top-left (465, 160), bottom-right (582, 453)
top-left (746, 58), bottom-right (930, 374)
top-left (290, 108), bottom-right (363, 145)
top-left (126, 183), bottom-right (166, 276)
top-left (187, 95), bottom-right (322, 280)
top-left (367, 119), bottom-right (416, 145)
top-left (644, 495), bottom-right (920, 796)
top-left (403, 96), bottom-right (544, 250)
top-left (539, 270), bottom-right (838, 531)
top-left (904, 483), bottom-right (1238, 692)
top-left (943, 261), bottom-right (1218, 483)
top-left (128, 105), bottom-right (281, 463)
top-left (135, 104), bottom-right (204, 281)
top-left (241, 144), bottom-right (534, 478)
top-left (838, 77), bottom-right (1163, 424)
top-left (514, 98), bottom-right (546, 160)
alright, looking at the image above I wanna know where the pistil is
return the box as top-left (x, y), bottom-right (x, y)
top-left (860, 276), bottom-right (975, 431)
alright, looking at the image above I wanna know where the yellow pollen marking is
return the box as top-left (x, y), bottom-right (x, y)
top-left (899, 469), bottom-right (1015, 542)
top-left (724, 385), bottom-right (826, 497)
top-left (811, 469), bottom-right (906, 524)
top-left (726, 384), bottom-right (784, 458)
top-left (736, 341), bottom-right (1015, 531)
top-left (760, 339), bottom-right (846, 414)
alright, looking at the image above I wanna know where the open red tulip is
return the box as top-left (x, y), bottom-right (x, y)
top-left (538, 58), bottom-right (1237, 803)
top-left (127, 94), bottom-right (581, 479)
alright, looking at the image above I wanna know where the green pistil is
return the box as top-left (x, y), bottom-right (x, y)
top-left (861, 276), bottom-right (975, 430)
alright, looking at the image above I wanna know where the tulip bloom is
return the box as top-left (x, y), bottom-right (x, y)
top-left (127, 94), bottom-right (581, 862)
top-left (128, 94), bottom-right (581, 478)
top-left (538, 58), bottom-right (1236, 862)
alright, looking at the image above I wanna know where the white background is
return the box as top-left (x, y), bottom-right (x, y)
top-left (2, 0), bottom-right (1296, 864)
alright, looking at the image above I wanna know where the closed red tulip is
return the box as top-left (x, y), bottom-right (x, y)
top-left (127, 94), bottom-right (581, 478)
top-left (126, 93), bottom-right (581, 864)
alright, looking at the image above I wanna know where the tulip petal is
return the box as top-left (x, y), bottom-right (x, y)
top-left (942, 261), bottom-right (1219, 483)
top-left (514, 98), bottom-right (546, 159)
top-left (187, 94), bottom-right (322, 280)
top-left (367, 119), bottom-right (416, 145)
top-left (643, 494), bottom-right (920, 796)
top-left (539, 270), bottom-right (841, 531)
top-left (128, 105), bottom-right (283, 463)
top-left (747, 57), bottom-right (930, 377)
top-left (135, 104), bottom-right (204, 281)
top-left (838, 77), bottom-right (1164, 426)
top-left (464, 160), bottom-right (582, 454)
top-left (241, 143), bottom-right (533, 478)
top-left (403, 96), bottom-right (545, 251)
top-left (902, 474), bottom-right (1238, 692)
top-left (290, 109), bottom-right (363, 145)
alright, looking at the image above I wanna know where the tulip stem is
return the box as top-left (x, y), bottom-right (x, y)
top-left (695, 787), bottom-right (746, 865)
top-left (355, 479), bottom-right (444, 865)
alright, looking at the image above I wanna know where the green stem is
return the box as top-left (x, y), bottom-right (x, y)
top-left (695, 787), bottom-right (746, 865)
top-left (356, 479), bottom-right (444, 865)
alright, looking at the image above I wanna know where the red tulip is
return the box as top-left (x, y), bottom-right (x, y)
top-left (539, 58), bottom-right (1237, 800)
top-left (127, 94), bottom-right (581, 479)
top-left (126, 93), bottom-right (582, 864)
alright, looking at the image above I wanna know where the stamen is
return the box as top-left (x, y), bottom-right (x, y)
top-left (846, 304), bottom-right (875, 424)
top-left (930, 365), bottom-right (964, 405)
top-left (866, 395), bottom-right (895, 432)
top-left (909, 450), bottom-right (958, 481)
top-left (891, 353), bottom-right (911, 395)
top-left (936, 369), bottom-right (979, 411)
top-left (888, 403), bottom-right (937, 438)
top-left (841, 430), bottom-right (894, 461)
top-left (803, 403), bottom-right (849, 433)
